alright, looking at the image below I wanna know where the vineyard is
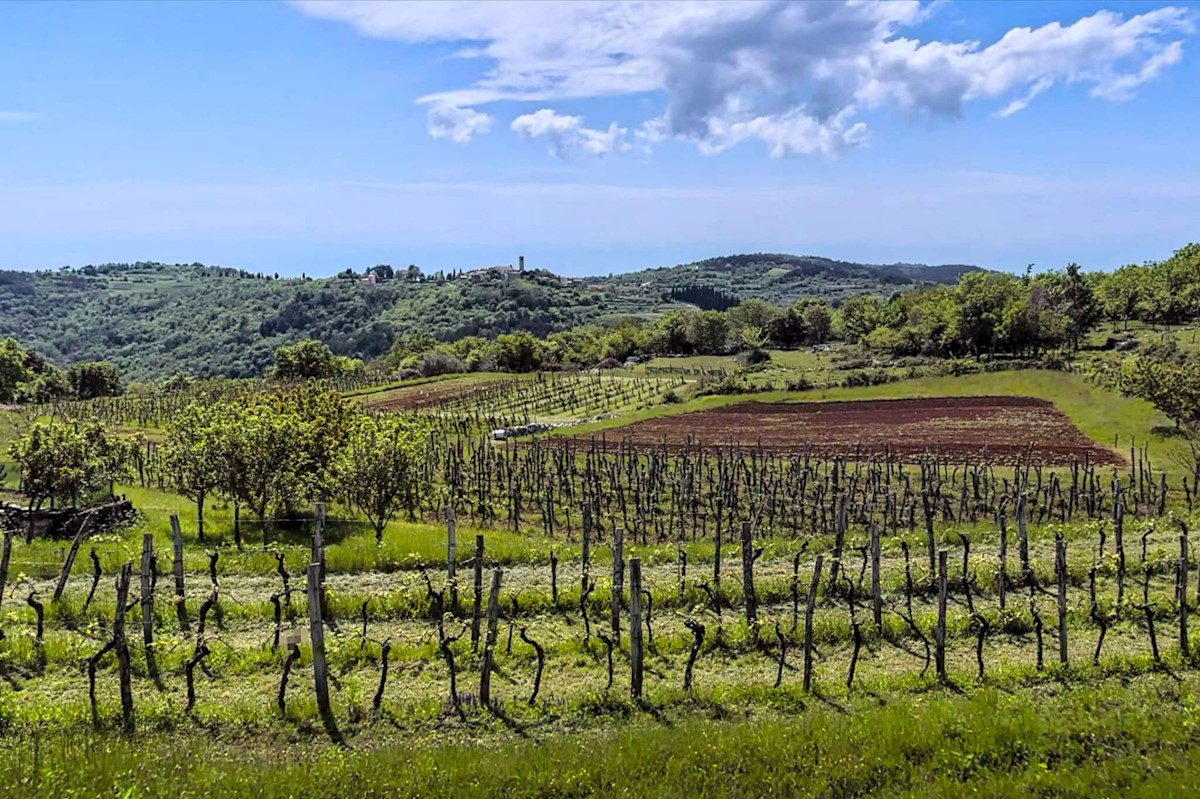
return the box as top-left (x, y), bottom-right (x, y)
top-left (2, 370), bottom-right (1200, 796)
top-left (360, 370), bottom-right (689, 430)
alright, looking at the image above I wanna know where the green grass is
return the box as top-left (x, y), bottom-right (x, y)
top-left (4, 368), bottom-right (1198, 795)
top-left (4, 676), bottom-right (1200, 797)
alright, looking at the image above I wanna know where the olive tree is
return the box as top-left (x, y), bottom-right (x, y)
top-left (336, 413), bottom-right (429, 545)
top-left (8, 419), bottom-right (133, 541)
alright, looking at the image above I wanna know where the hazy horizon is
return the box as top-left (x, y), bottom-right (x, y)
top-left (2, 1), bottom-right (1196, 277)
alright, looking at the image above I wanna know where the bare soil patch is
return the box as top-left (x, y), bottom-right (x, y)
top-left (577, 396), bottom-right (1119, 465)
top-left (360, 377), bottom-right (513, 412)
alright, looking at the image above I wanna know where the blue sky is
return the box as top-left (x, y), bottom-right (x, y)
top-left (1, 0), bottom-right (1197, 277)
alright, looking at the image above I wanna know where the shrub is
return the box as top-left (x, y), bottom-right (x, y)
top-left (417, 352), bottom-right (466, 378)
top-left (841, 369), bottom-right (898, 388)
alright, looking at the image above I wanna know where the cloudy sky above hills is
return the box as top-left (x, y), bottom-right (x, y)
top-left (1, 1), bottom-right (1196, 274)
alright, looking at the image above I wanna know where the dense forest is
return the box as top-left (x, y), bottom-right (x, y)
top-left (0, 254), bottom-right (972, 381)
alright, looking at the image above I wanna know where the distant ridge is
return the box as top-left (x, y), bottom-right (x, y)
top-left (0, 253), bottom-right (983, 380)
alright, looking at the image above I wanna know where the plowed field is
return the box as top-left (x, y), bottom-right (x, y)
top-left (578, 396), bottom-right (1119, 464)
top-left (359, 377), bottom-right (514, 411)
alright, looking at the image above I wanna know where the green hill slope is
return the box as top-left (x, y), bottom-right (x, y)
top-left (0, 255), bottom-right (979, 381)
top-left (603, 253), bottom-right (981, 306)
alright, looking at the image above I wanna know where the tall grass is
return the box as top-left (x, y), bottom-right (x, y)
top-left (3, 677), bottom-right (1199, 798)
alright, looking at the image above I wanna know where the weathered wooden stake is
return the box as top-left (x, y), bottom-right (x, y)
top-left (629, 557), bottom-right (644, 699)
top-left (803, 555), bottom-right (824, 693)
top-left (1017, 494), bottom-right (1030, 574)
top-left (998, 512), bottom-right (1008, 610)
top-left (139, 533), bottom-right (158, 682)
top-left (446, 505), bottom-right (458, 615)
top-left (1180, 530), bottom-right (1190, 658)
top-left (581, 502), bottom-right (592, 592)
top-left (550, 549), bottom-right (559, 606)
top-left (1055, 536), bottom-right (1068, 666)
top-left (935, 549), bottom-right (948, 682)
top-left (170, 514), bottom-right (189, 632)
top-left (870, 523), bottom-right (882, 631)
top-left (114, 562), bottom-right (134, 734)
top-left (480, 567), bottom-right (503, 706)
top-left (312, 502), bottom-right (326, 579)
top-left (740, 521), bottom-right (759, 630)
top-left (307, 562), bottom-right (343, 744)
top-left (611, 526), bottom-right (624, 641)
top-left (471, 534), bottom-right (484, 651)
top-left (1115, 499), bottom-right (1126, 606)
top-left (52, 510), bottom-right (96, 602)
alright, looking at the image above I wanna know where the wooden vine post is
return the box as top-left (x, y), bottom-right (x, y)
top-left (581, 502), bottom-right (592, 592)
top-left (139, 533), bottom-right (159, 682)
top-left (740, 521), bottom-right (758, 629)
top-left (921, 491), bottom-right (936, 574)
top-left (312, 502), bottom-right (326, 578)
top-left (803, 554), bottom-right (824, 693)
top-left (1017, 494), bottom-right (1030, 574)
top-left (307, 562), bottom-right (342, 744)
top-left (1055, 536), bottom-right (1068, 666)
top-left (629, 557), bottom-right (644, 699)
top-left (472, 534), bottom-right (484, 651)
top-left (611, 526), bottom-right (624, 641)
top-left (170, 514), bottom-right (189, 632)
top-left (114, 562), bottom-right (135, 734)
top-left (1180, 530), bottom-right (1189, 658)
top-left (446, 505), bottom-right (458, 615)
top-left (1114, 499), bottom-right (1126, 605)
top-left (480, 567), bottom-right (503, 706)
top-left (998, 512), bottom-right (1008, 610)
top-left (869, 523), bottom-right (882, 631)
top-left (935, 549), bottom-right (948, 682)
top-left (52, 510), bottom-right (96, 602)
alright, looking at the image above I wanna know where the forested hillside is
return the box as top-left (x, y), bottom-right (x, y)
top-left (0, 255), bottom-right (973, 381)
top-left (603, 254), bottom-right (982, 306)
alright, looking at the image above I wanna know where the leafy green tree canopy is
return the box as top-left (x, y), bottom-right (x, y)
top-left (67, 361), bottom-right (122, 399)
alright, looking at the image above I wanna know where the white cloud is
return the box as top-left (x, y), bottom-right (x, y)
top-left (426, 104), bottom-right (493, 143)
top-left (510, 109), bottom-right (627, 157)
top-left (292, 1), bottom-right (1195, 156)
top-left (0, 111), bottom-right (36, 123)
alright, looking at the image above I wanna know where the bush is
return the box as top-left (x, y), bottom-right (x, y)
top-left (737, 348), bottom-right (771, 366)
top-left (662, 389), bottom-right (682, 404)
top-left (417, 352), bottom-right (466, 378)
top-left (841, 369), bottom-right (898, 388)
top-left (785, 376), bottom-right (814, 392)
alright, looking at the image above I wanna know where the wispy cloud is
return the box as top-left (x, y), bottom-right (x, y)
top-left (0, 111), bottom-right (36, 123)
top-left (292, 1), bottom-right (1195, 157)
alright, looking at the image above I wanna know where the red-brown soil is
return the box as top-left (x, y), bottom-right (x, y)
top-left (359, 378), bottom-right (513, 412)
top-left (576, 396), bottom-right (1119, 465)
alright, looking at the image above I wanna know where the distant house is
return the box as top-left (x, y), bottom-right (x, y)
top-left (458, 263), bottom-right (519, 281)
top-left (454, 255), bottom-right (529, 282)
top-left (360, 274), bottom-right (378, 286)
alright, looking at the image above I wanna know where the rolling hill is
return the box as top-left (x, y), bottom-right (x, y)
top-left (0, 255), bottom-right (981, 381)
